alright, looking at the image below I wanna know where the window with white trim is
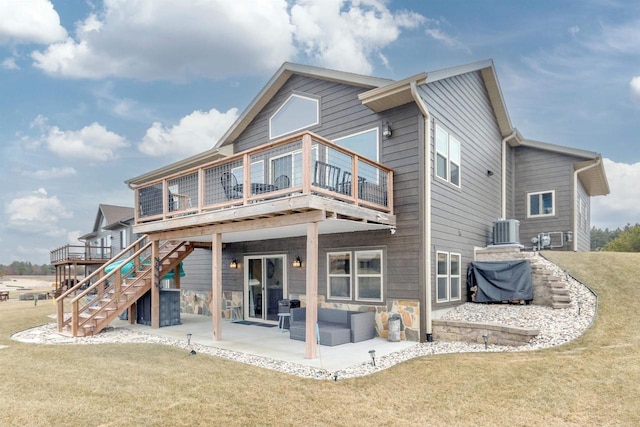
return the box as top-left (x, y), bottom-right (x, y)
top-left (527, 190), bottom-right (555, 218)
top-left (435, 124), bottom-right (461, 187)
top-left (355, 250), bottom-right (383, 301)
top-left (327, 252), bottom-right (351, 300)
top-left (436, 251), bottom-right (461, 303)
top-left (269, 94), bottom-right (319, 139)
top-left (327, 249), bottom-right (383, 302)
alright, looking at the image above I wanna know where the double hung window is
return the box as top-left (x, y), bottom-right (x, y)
top-left (436, 251), bottom-right (461, 303)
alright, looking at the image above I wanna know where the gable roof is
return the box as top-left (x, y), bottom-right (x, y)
top-left (518, 139), bottom-right (610, 196)
top-left (358, 59), bottom-right (514, 138)
top-left (79, 204), bottom-right (134, 240)
top-left (216, 62), bottom-right (394, 148)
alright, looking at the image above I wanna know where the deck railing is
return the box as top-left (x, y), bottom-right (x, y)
top-left (134, 131), bottom-right (393, 223)
top-left (50, 244), bottom-right (112, 263)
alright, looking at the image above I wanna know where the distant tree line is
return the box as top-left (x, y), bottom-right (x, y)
top-left (0, 262), bottom-right (54, 276)
top-left (591, 224), bottom-right (640, 252)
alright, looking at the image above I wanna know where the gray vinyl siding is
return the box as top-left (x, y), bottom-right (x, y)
top-left (224, 74), bottom-right (424, 304)
top-left (576, 181), bottom-right (591, 251)
top-left (513, 146), bottom-right (577, 250)
top-left (419, 71), bottom-right (504, 308)
top-left (180, 248), bottom-right (214, 291)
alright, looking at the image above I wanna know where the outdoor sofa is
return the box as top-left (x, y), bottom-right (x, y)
top-left (289, 307), bottom-right (375, 346)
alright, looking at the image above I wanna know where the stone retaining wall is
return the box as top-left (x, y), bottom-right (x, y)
top-left (432, 319), bottom-right (539, 346)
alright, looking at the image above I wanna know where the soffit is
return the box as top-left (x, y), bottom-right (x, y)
top-left (574, 159), bottom-right (610, 196)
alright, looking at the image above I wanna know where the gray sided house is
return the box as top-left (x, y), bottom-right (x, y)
top-left (122, 60), bottom-right (608, 355)
top-left (51, 204), bottom-right (135, 289)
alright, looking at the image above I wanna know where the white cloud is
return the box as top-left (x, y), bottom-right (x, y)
top-left (568, 26), bottom-right (580, 37)
top-left (592, 158), bottom-right (640, 229)
top-left (31, 0), bottom-right (295, 80)
top-left (5, 189), bottom-right (73, 234)
top-left (139, 108), bottom-right (239, 157)
top-left (0, 0), bottom-right (67, 45)
top-left (291, 0), bottom-right (425, 74)
top-left (23, 167), bottom-right (77, 180)
top-left (42, 122), bottom-right (129, 161)
top-left (67, 230), bottom-right (83, 244)
top-left (2, 57), bottom-right (19, 70)
top-left (587, 19), bottom-right (640, 54)
top-left (630, 76), bottom-right (640, 104)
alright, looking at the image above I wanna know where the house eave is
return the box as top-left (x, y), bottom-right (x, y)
top-left (574, 158), bottom-right (610, 196)
top-left (358, 73), bottom-right (427, 112)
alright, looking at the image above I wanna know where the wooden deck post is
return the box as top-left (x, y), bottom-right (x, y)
top-left (151, 240), bottom-right (160, 329)
top-left (305, 222), bottom-right (319, 359)
top-left (211, 233), bottom-right (222, 341)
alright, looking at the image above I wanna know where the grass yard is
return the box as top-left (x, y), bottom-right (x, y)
top-left (1, 251), bottom-right (639, 426)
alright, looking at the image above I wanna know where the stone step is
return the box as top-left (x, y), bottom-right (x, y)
top-left (552, 302), bottom-right (571, 309)
top-left (550, 288), bottom-right (570, 296)
top-left (552, 294), bottom-right (571, 303)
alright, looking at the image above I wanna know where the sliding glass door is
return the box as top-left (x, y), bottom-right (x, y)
top-left (244, 255), bottom-right (286, 322)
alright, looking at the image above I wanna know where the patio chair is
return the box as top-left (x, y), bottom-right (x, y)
top-left (220, 172), bottom-right (242, 200)
top-left (313, 160), bottom-right (341, 192)
top-left (274, 174), bottom-right (291, 190)
top-left (340, 171), bottom-right (366, 197)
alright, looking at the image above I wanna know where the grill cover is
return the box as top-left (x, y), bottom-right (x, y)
top-left (467, 260), bottom-right (533, 303)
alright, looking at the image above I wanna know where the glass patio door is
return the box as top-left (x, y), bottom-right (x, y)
top-left (245, 255), bottom-right (286, 322)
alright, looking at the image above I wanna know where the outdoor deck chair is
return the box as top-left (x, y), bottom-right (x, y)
top-left (313, 160), bottom-right (341, 192)
top-left (340, 171), bottom-right (366, 197)
top-left (274, 174), bottom-right (291, 190)
top-left (220, 172), bottom-right (242, 200)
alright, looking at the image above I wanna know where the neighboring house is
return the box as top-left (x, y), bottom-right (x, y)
top-left (51, 204), bottom-right (134, 289)
top-left (91, 60), bottom-right (606, 357)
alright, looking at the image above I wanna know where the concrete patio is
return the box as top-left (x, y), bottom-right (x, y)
top-left (112, 313), bottom-right (417, 372)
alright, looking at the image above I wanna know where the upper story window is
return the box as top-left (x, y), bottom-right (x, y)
top-left (334, 128), bottom-right (379, 183)
top-left (269, 94), bottom-right (319, 139)
top-left (528, 190), bottom-right (555, 218)
top-left (435, 124), bottom-right (461, 187)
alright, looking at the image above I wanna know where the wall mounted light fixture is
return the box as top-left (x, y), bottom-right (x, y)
top-left (292, 256), bottom-right (302, 268)
top-left (487, 170), bottom-right (494, 177)
top-left (229, 258), bottom-right (238, 269)
top-left (382, 122), bottom-right (392, 138)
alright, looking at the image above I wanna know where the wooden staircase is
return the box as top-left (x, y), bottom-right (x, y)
top-left (56, 236), bottom-right (194, 337)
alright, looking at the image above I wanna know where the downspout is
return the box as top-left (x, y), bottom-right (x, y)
top-left (501, 130), bottom-right (518, 219)
top-left (573, 156), bottom-right (601, 251)
top-left (410, 80), bottom-right (433, 342)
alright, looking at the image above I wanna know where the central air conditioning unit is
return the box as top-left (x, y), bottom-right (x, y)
top-left (492, 219), bottom-right (520, 245)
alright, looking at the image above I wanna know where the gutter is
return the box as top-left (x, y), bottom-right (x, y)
top-left (410, 80), bottom-right (433, 342)
top-left (501, 130), bottom-right (518, 219)
top-left (573, 156), bottom-right (602, 251)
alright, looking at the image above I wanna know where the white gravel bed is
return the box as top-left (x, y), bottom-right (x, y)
top-left (11, 257), bottom-right (596, 380)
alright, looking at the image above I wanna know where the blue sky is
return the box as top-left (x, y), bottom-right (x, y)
top-left (1, 0), bottom-right (639, 264)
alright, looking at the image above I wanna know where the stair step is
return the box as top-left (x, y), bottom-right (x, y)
top-left (550, 288), bottom-right (570, 296)
top-left (552, 302), bottom-right (571, 309)
top-left (552, 294), bottom-right (571, 303)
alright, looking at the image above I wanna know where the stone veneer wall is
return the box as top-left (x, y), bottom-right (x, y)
top-left (180, 290), bottom-right (421, 342)
top-left (181, 290), bottom-right (243, 320)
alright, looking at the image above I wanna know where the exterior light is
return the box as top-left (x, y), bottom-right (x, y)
top-left (368, 349), bottom-right (376, 366)
top-left (229, 259), bottom-right (238, 269)
top-left (187, 333), bottom-right (192, 346)
top-left (577, 300), bottom-right (583, 316)
top-left (482, 334), bottom-right (489, 349)
top-left (292, 256), bottom-right (302, 268)
top-left (382, 122), bottom-right (392, 138)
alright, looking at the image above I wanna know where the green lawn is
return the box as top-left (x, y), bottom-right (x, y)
top-left (1, 251), bottom-right (638, 426)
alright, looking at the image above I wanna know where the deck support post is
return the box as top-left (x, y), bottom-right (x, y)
top-left (151, 240), bottom-right (160, 329)
top-left (305, 222), bottom-right (319, 359)
top-left (211, 232), bottom-right (222, 341)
